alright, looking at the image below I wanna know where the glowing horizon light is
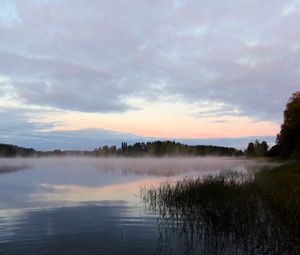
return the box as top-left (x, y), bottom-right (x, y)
top-left (25, 97), bottom-right (279, 139)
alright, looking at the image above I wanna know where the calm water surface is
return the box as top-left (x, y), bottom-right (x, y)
top-left (0, 157), bottom-right (265, 254)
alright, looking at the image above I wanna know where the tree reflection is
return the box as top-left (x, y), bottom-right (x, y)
top-left (0, 165), bottom-right (31, 175)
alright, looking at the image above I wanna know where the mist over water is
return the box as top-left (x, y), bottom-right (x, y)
top-left (0, 156), bottom-right (272, 175)
top-left (0, 157), bottom-right (278, 254)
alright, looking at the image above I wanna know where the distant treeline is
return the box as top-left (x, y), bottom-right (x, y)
top-left (0, 143), bottom-right (36, 157)
top-left (38, 150), bottom-right (93, 157)
top-left (0, 141), bottom-right (244, 158)
top-left (94, 141), bottom-right (244, 157)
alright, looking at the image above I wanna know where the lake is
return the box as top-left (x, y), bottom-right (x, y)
top-left (0, 157), bottom-right (273, 254)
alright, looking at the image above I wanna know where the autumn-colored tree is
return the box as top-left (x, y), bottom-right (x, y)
top-left (277, 92), bottom-right (300, 158)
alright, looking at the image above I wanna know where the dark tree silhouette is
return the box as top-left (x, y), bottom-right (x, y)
top-left (277, 92), bottom-right (300, 158)
top-left (0, 143), bottom-right (36, 157)
top-left (94, 140), bottom-right (244, 157)
top-left (245, 140), bottom-right (268, 157)
top-left (246, 142), bottom-right (255, 157)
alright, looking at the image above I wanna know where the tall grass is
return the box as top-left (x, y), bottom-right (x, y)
top-left (255, 162), bottom-right (300, 232)
top-left (142, 166), bottom-right (300, 254)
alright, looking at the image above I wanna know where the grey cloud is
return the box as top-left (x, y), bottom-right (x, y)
top-left (0, 107), bottom-right (59, 136)
top-left (0, 0), bottom-right (299, 118)
top-left (0, 107), bottom-right (141, 149)
top-left (195, 104), bottom-right (240, 118)
top-left (0, 52), bottom-right (136, 112)
top-left (0, 107), bottom-right (275, 150)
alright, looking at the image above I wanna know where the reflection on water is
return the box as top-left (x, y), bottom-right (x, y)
top-left (0, 164), bottom-right (31, 175)
top-left (0, 157), bottom-right (278, 254)
top-left (0, 205), bottom-right (161, 255)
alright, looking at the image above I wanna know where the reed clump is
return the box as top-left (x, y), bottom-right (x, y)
top-left (142, 164), bottom-right (300, 254)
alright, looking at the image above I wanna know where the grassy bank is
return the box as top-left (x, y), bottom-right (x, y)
top-left (255, 161), bottom-right (300, 227)
top-left (142, 162), bottom-right (300, 254)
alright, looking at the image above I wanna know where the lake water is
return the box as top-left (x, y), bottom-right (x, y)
top-left (0, 157), bottom-right (272, 254)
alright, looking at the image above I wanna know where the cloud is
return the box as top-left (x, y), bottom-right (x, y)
top-left (0, 106), bottom-right (143, 149)
top-left (0, 105), bottom-right (275, 150)
top-left (0, 0), bottom-right (299, 120)
top-left (0, 52), bottom-right (137, 112)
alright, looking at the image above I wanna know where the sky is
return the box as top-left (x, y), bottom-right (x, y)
top-left (0, 0), bottom-right (299, 150)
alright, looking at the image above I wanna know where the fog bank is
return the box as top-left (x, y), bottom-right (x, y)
top-left (0, 157), bottom-right (277, 176)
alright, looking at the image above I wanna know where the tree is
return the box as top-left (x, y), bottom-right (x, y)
top-left (256, 140), bottom-right (268, 157)
top-left (277, 92), bottom-right (300, 158)
top-left (246, 140), bottom-right (268, 157)
top-left (246, 142), bottom-right (255, 157)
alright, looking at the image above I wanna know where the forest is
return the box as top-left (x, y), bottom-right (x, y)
top-left (0, 141), bottom-right (244, 157)
top-left (94, 141), bottom-right (244, 157)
